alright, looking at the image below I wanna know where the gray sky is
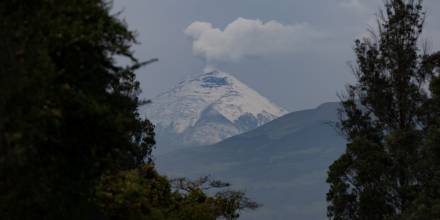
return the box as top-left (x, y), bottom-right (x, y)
top-left (113, 0), bottom-right (440, 111)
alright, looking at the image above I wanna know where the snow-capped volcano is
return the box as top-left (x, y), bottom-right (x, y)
top-left (142, 70), bottom-right (287, 150)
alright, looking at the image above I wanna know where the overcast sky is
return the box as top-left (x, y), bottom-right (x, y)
top-left (112, 0), bottom-right (440, 111)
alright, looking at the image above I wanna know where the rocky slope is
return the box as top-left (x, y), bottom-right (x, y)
top-left (142, 70), bottom-right (287, 153)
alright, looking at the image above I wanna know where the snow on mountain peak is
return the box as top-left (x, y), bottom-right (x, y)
top-left (142, 70), bottom-right (287, 147)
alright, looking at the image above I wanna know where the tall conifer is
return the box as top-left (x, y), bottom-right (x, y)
top-left (327, 1), bottom-right (440, 219)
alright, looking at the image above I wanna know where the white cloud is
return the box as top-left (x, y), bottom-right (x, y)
top-left (185, 18), bottom-right (323, 63)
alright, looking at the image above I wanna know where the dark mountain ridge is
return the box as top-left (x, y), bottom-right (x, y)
top-left (156, 102), bottom-right (345, 220)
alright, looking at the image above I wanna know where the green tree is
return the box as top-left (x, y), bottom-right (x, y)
top-left (401, 52), bottom-right (440, 219)
top-left (94, 169), bottom-right (259, 220)
top-left (0, 1), bottom-right (258, 219)
top-left (1, 0), bottom-right (156, 219)
top-left (93, 165), bottom-right (173, 220)
top-left (170, 176), bottom-right (260, 220)
top-left (327, 0), bottom-right (440, 219)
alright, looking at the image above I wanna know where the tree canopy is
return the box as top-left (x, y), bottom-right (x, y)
top-left (327, 0), bottom-right (440, 219)
top-left (0, 1), bottom-right (258, 219)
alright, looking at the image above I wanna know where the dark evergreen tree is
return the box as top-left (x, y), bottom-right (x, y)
top-left (327, 0), bottom-right (440, 219)
top-left (400, 52), bottom-right (440, 219)
top-left (0, 1), bottom-right (258, 220)
top-left (0, 0), bottom-right (157, 219)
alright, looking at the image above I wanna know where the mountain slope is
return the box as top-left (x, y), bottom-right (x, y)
top-left (142, 70), bottom-right (287, 152)
top-left (156, 102), bottom-right (345, 220)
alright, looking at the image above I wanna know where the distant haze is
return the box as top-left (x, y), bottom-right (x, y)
top-left (113, 0), bottom-right (440, 111)
top-left (157, 102), bottom-right (345, 220)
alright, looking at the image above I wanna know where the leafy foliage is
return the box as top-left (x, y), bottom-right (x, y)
top-left (1, 1), bottom-right (155, 218)
top-left (327, 0), bottom-right (440, 219)
top-left (94, 169), bottom-right (259, 220)
top-left (0, 1), bottom-right (258, 219)
top-left (171, 176), bottom-right (260, 220)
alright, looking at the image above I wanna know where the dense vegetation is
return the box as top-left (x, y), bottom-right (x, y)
top-left (0, 1), bottom-right (257, 219)
top-left (3, 0), bottom-right (440, 219)
top-left (327, 0), bottom-right (440, 219)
